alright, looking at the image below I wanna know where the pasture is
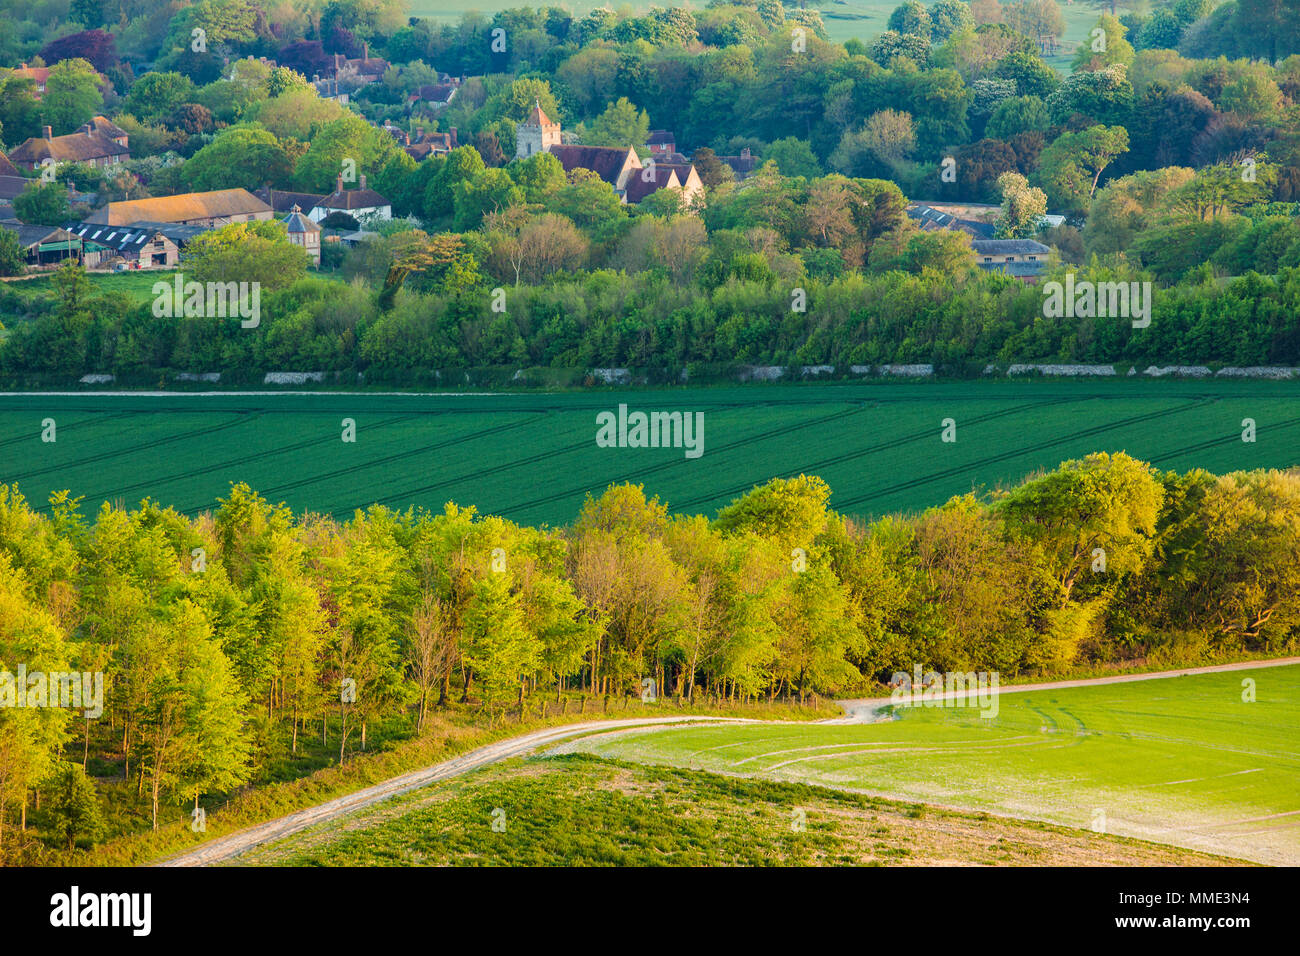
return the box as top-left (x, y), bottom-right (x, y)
top-left (557, 664), bottom-right (1300, 864)
top-left (412, 1), bottom-right (1101, 72)
top-left (228, 753), bottom-right (1239, 866)
top-left (1, 379), bottom-right (1298, 526)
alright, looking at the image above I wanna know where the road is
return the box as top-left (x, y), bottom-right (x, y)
top-left (158, 656), bottom-right (1300, 866)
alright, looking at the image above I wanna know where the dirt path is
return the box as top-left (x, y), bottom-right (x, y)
top-left (830, 657), bottom-right (1300, 722)
top-left (156, 715), bottom-right (753, 867)
top-left (158, 656), bottom-right (1299, 866)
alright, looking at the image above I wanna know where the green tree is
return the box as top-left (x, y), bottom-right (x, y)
top-left (45, 762), bottom-right (103, 850)
top-left (183, 125), bottom-right (294, 191)
top-left (41, 59), bottom-right (103, 134)
top-left (14, 183), bottom-right (71, 226)
top-left (584, 97), bottom-right (650, 148)
top-left (1035, 125), bottom-right (1130, 211)
top-left (998, 452), bottom-right (1163, 607)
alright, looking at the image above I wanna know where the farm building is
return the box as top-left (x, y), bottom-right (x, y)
top-left (0, 220), bottom-right (83, 267)
top-left (63, 222), bottom-right (180, 269)
top-left (86, 188), bottom-right (273, 227)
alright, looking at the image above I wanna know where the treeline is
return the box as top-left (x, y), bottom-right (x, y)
top-left (3, 454), bottom-right (1299, 852)
top-left (4, 256), bottom-right (1300, 382)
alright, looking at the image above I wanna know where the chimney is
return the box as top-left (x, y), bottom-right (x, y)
top-left (363, 41), bottom-right (368, 61)
top-left (450, 126), bottom-right (458, 148)
top-left (359, 174), bottom-right (367, 190)
top-left (43, 125), bottom-right (52, 140)
top-left (740, 147), bottom-right (751, 159)
top-left (336, 173), bottom-right (343, 193)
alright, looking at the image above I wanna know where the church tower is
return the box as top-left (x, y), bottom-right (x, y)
top-left (515, 99), bottom-right (562, 159)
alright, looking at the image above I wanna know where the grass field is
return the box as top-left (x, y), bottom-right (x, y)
top-left (229, 753), bottom-right (1240, 865)
top-left (1, 379), bottom-right (1298, 526)
top-left (555, 665), bottom-right (1300, 864)
top-left (413, 1), bottom-right (1099, 72)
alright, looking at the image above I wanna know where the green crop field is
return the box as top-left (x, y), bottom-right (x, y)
top-left (412, 1), bottom-right (1099, 72)
top-left (556, 664), bottom-right (1300, 864)
top-left (1, 379), bottom-right (1298, 525)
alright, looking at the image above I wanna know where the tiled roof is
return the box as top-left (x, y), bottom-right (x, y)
top-left (647, 130), bottom-right (675, 146)
top-left (0, 152), bottom-right (20, 177)
top-left (122, 220), bottom-right (208, 244)
top-left (657, 163), bottom-right (700, 186)
top-left (64, 221), bottom-right (171, 252)
top-left (9, 129), bottom-right (130, 165)
top-left (718, 153), bottom-right (758, 176)
top-left (282, 204), bottom-right (320, 234)
top-left (0, 218), bottom-right (71, 248)
top-left (971, 239), bottom-right (1051, 255)
top-left (523, 100), bottom-right (558, 129)
top-left (413, 84), bottom-right (458, 104)
top-left (254, 186), bottom-right (326, 214)
top-left (85, 188), bottom-right (271, 225)
top-left (317, 185), bottom-right (390, 211)
top-left (624, 166), bottom-right (680, 203)
top-left (0, 176), bottom-right (31, 201)
top-left (908, 204), bottom-right (995, 240)
top-left (549, 145), bottom-right (637, 187)
top-left (86, 116), bottom-right (128, 141)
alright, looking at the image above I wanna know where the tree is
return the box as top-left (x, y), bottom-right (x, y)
top-left (488, 211), bottom-right (588, 285)
top-left (888, 1), bottom-right (934, 38)
top-left (41, 59), bottom-right (103, 134)
top-left (0, 76), bottom-right (43, 145)
top-left (993, 171), bottom-right (1047, 238)
top-left (986, 94), bottom-right (1051, 138)
top-left (39, 30), bottom-right (119, 74)
top-left (1035, 125), bottom-right (1130, 211)
top-left (871, 30), bottom-right (932, 68)
top-left (182, 220), bottom-right (310, 291)
top-left (407, 592), bottom-right (454, 731)
top-left (998, 452), bottom-right (1163, 607)
top-left (1047, 63), bottom-right (1134, 125)
top-left (1003, 0), bottom-right (1065, 43)
top-left (422, 146), bottom-right (485, 221)
top-left (765, 137), bottom-right (822, 179)
top-left (461, 573), bottom-right (536, 712)
top-left (585, 97), bottom-right (650, 148)
top-left (452, 168), bottom-right (523, 231)
top-left (930, 0), bottom-right (976, 43)
top-left (135, 601), bottom-right (251, 830)
top-left (689, 148), bottom-right (734, 188)
top-left (14, 183), bottom-right (71, 226)
top-left (183, 126), bottom-right (294, 191)
top-left (123, 72), bottom-right (197, 125)
top-left (0, 229), bottom-right (26, 277)
top-left (994, 50), bottom-right (1060, 99)
top-left (1072, 14), bottom-right (1135, 72)
top-left (45, 762), bottom-right (103, 850)
top-left (0, 552), bottom-right (74, 856)
top-left (294, 112), bottom-right (399, 193)
top-left (507, 151), bottom-right (566, 202)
